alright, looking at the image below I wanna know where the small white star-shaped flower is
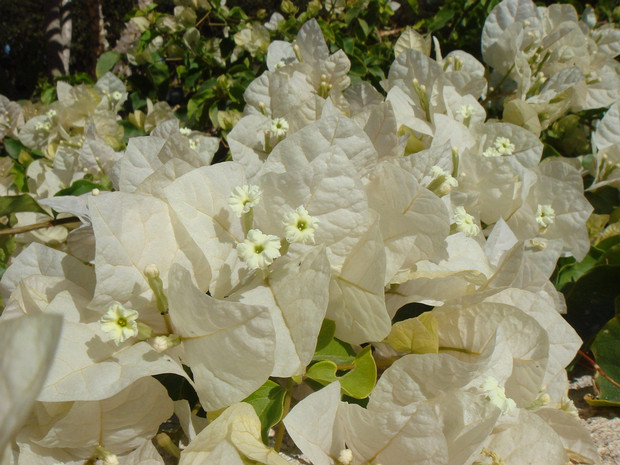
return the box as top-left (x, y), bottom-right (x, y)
top-left (536, 204), bottom-right (555, 229)
top-left (453, 206), bottom-right (479, 237)
top-left (482, 146), bottom-right (500, 157)
top-left (481, 376), bottom-right (516, 415)
top-left (494, 136), bottom-right (515, 155)
top-left (430, 165), bottom-right (458, 195)
top-left (270, 117), bottom-right (289, 138)
top-left (338, 448), bottom-right (353, 465)
top-left (237, 229), bottom-right (281, 270)
top-left (456, 104), bottom-right (475, 118)
top-left (99, 303), bottom-right (139, 344)
top-left (282, 206), bottom-right (319, 244)
top-left (228, 185), bottom-right (262, 217)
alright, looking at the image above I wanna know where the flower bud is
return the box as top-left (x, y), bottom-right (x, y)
top-left (144, 263), bottom-right (160, 278)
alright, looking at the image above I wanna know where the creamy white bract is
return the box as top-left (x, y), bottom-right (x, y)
top-left (0, 1), bottom-right (612, 464)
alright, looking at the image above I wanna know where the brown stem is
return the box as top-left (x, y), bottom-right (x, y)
top-left (0, 216), bottom-right (81, 236)
top-left (195, 11), bottom-right (210, 28)
top-left (579, 349), bottom-right (620, 390)
top-left (376, 27), bottom-right (403, 39)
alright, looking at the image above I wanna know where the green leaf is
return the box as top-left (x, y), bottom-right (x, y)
top-left (96, 51), bottom-right (121, 79)
top-left (54, 180), bottom-right (106, 197)
top-left (120, 120), bottom-right (147, 142)
top-left (357, 18), bottom-right (370, 38)
top-left (554, 253), bottom-right (599, 291)
top-left (313, 336), bottom-right (356, 365)
top-left (9, 164), bottom-right (28, 193)
top-left (0, 233), bottom-right (16, 279)
top-left (315, 319), bottom-right (336, 352)
top-left (307, 346), bottom-right (376, 399)
top-left (243, 380), bottom-right (287, 444)
top-left (3, 139), bottom-right (27, 160)
top-left (40, 86), bottom-right (57, 105)
top-left (339, 346), bottom-right (376, 399)
top-left (587, 315), bottom-right (620, 406)
top-left (149, 59), bottom-right (170, 89)
top-left (306, 360), bottom-right (337, 385)
top-left (0, 195), bottom-right (47, 217)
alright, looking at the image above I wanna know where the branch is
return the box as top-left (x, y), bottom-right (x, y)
top-left (0, 216), bottom-right (82, 236)
top-left (579, 349), bottom-right (620, 391)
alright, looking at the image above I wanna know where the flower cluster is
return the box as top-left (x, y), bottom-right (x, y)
top-left (0, 1), bottom-right (611, 464)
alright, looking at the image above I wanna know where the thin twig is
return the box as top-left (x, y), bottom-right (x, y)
top-left (0, 216), bottom-right (81, 236)
top-left (376, 27), bottom-right (404, 38)
top-left (579, 349), bottom-right (620, 390)
top-left (195, 11), bottom-right (210, 28)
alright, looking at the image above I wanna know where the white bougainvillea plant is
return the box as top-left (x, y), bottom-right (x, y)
top-left (0, 0), bottom-right (615, 464)
top-left (0, 73), bottom-right (219, 254)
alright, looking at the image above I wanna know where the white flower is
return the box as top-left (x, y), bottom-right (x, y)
top-left (103, 455), bottom-right (119, 465)
top-left (481, 376), bottom-right (516, 415)
top-left (430, 165), bottom-right (458, 195)
top-left (482, 146), bottom-right (500, 157)
top-left (46, 109), bottom-right (57, 119)
top-left (270, 117), bottom-right (289, 138)
top-left (456, 104), bottom-right (475, 118)
top-left (95, 446), bottom-right (120, 465)
top-left (237, 229), bottom-right (281, 270)
top-left (228, 184), bottom-right (262, 217)
top-left (338, 448), bottom-right (353, 465)
top-left (453, 206), bottom-right (480, 237)
top-left (34, 121), bottom-right (49, 132)
top-left (560, 396), bottom-right (579, 417)
top-left (536, 204), bottom-right (555, 229)
top-left (493, 136), bottom-right (515, 155)
top-left (189, 138), bottom-right (198, 150)
top-left (112, 91), bottom-right (123, 101)
top-left (483, 137), bottom-right (516, 157)
top-left (282, 206), bottom-right (319, 244)
top-left (179, 127), bottom-right (192, 136)
top-left (99, 303), bottom-right (139, 344)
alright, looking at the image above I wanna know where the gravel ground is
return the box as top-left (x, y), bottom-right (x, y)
top-left (569, 375), bottom-right (620, 465)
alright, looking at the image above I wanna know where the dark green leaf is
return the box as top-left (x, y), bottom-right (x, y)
top-left (120, 121), bottom-right (147, 142)
top-left (588, 315), bottom-right (620, 406)
top-left (2, 138), bottom-right (26, 160)
top-left (54, 180), bottom-right (106, 197)
top-left (0, 195), bottom-right (47, 217)
top-left (243, 380), bottom-right (287, 444)
top-left (315, 319), bottom-right (336, 352)
top-left (554, 254), bottom-right (598, 291)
